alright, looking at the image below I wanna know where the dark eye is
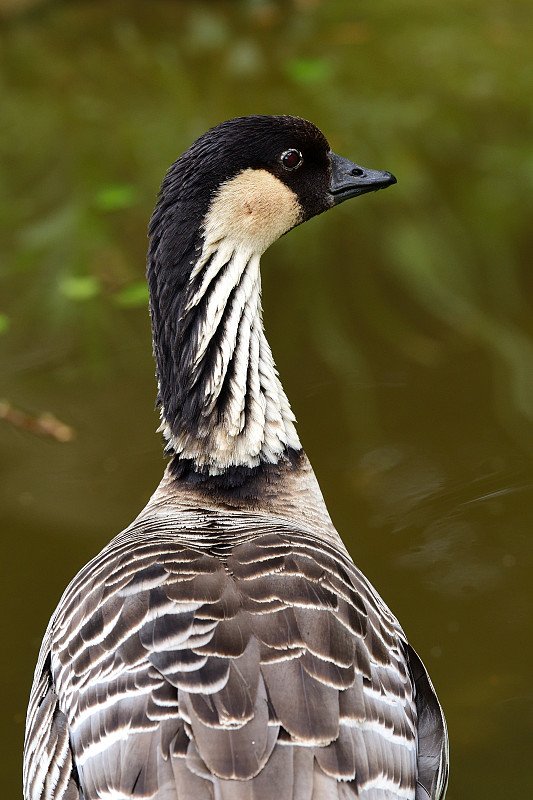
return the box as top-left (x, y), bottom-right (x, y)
top-left (280, 149), bottom-right (303, 170)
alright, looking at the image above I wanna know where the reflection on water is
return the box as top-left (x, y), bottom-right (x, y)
top-left (2, 1), bottom-right (533, 797)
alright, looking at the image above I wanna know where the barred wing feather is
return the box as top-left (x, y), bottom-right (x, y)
top-left (24, 512), bottom-right (447, 800)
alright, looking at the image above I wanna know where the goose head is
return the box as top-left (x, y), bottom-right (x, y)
top-left (149, 115), bottom-right (396, 268)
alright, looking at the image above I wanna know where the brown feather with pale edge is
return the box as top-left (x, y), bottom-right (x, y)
top-left (25, 509), bottom-right (440, 798)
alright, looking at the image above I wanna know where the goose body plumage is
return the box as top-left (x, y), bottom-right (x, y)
top-left (24, 115), bottom-right (448, 800)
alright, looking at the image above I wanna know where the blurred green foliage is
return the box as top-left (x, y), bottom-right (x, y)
top-left (0, 312), bottom-right (11, 333)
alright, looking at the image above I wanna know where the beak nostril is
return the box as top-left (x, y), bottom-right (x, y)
top-left (329, 153), bottom-right (396, 203)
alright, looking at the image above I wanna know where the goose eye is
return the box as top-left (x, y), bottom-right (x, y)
top-left (280, 149), bottom-right (303, 170)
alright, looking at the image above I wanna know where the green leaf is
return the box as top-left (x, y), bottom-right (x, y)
top-left (284, 57), bottom-right (335, 85)
top-left (59, 275), bottom-right (101, 301)
top-left (0, 313), bottom-right (10, 334)
top-left (113, 282), bottom-right (149, 307)
top-left (94, 184), bottom-right (137, 212)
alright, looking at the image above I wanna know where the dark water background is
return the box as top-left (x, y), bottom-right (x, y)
top-left (2, 0), bottom-right (533, 795)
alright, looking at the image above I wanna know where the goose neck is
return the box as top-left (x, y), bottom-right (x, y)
top-left (150, 235), bottom-right (301, 477)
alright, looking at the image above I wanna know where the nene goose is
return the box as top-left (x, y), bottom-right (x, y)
top-left (24, 115), bottom-right (448, 800)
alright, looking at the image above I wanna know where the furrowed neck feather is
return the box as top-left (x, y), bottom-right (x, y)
top-left (147, 168), bottom-right (303, 476)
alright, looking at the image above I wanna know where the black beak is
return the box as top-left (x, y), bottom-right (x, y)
top-left (328, 152), bottom-right (396, 205)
